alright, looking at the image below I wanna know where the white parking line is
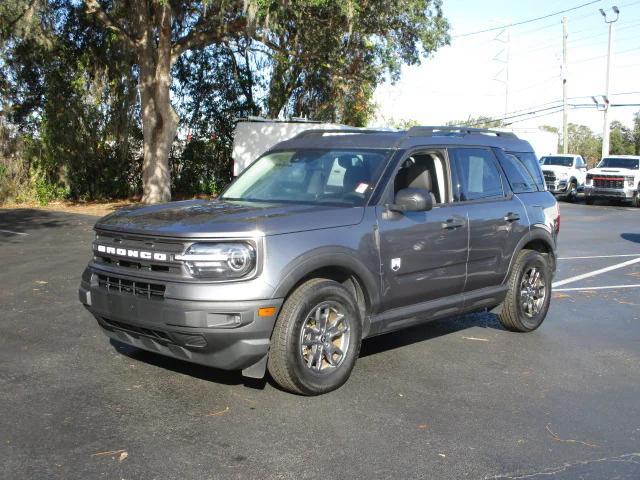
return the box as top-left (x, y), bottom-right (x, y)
top-left (554, 284), bottom-right (640, 292)
top-left (558, 254), bottom-right (640, 260)
top-left (552, 257), bottom-right (640, 288)
top-left (0, 229), bottom-right (29, 236)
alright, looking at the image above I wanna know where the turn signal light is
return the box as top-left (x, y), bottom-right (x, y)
top-left (258, 307), bottom-right (277, 317)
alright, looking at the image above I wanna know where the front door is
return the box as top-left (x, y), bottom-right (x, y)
top-left (376, 150), bottom-right (468, 311)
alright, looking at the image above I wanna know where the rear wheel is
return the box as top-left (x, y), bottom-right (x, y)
top-left (268, 278), bottom-right (362, 395)
top-left (498, 249), bottom-right (552, 332)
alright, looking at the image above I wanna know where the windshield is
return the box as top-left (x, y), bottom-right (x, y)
top-left (597, 157), bottom-right (639, 169)
top-left (222, 149), bottom-right (391, 206)
top-left (540, 156), bottom-right (574, 167)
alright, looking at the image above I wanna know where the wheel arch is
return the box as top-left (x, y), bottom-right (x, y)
top-left (504, 229), bottom-right (557, 283)
top-left (272, 248), bottom-right (380, 332)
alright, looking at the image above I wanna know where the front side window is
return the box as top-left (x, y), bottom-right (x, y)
top-left (449, 148), bottom-right (505, 201)
top-left (222, 149), bottom-right (390, 206)
top-left (597, 157), bottom-right (639, 169)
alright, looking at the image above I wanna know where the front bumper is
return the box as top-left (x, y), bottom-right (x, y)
top-left (546, 180), bottom-right (568, 194)
top-left (79, 269), bottom-right (283, 377)
top-left (583, 185), bottom-right (638, 199)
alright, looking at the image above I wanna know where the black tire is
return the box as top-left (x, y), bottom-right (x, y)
top-left (565, 181), bottom-right (577, 203)
top-left (633, 187), bottom-right (640, 208)
top-left (498, 249), bottom-right (552, 332)
top-left (585, 196), bottom-right (595, 205)
top-left (268, 278), bottom-right (362, 395)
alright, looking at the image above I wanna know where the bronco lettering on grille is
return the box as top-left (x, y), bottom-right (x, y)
top-left (95, 244), bottom-right (168, 262)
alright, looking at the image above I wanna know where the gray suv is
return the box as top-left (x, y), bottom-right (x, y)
top-left (79, 127), bottom-right (559, 395)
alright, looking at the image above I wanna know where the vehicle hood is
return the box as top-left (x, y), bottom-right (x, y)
top-left (587, 167), bottom-right (640, 177)
top-left (540, 165), bottom-right (572, 175)
top-left (95, 199), bottom-right (365, 238)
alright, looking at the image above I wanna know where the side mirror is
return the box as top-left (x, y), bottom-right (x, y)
top-left (389, 188), bottom-right (433, 213)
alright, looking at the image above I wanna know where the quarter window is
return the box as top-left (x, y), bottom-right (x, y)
top-left (450, 148), bottom-right (505, 201)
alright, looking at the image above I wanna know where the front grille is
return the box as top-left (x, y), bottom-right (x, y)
top-left (543, 170), bottom-right (556, 182)
top-left (97, 274), bottom-right (165, 299)
top-left (93, 231), bottom-right (185, 277)
top-left (593, 176), bottom-right (624, 189)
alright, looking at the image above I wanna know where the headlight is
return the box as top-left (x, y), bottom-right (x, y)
top-left (557, 171), bottom-right (569, 180)
top-left (176, 243), bottom-right (256, 279)
top-left (586, 174), bottom-right (592, 185)
top-left (626, 176), bottom-right (635, 187)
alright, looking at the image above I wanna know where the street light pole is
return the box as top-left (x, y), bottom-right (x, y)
top-left (562, 17), bottom-right (568, 154)
top-left (600, 6), bottom-right (620, 158)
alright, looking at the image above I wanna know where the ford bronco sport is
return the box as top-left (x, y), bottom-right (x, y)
top-left (79, 126), bottom-right (559, 395)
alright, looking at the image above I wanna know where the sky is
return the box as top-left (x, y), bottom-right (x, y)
top-left (372, 0), bottom-right (640, 134)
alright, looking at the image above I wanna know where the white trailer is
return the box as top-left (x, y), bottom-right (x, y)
top-left (232, 118), bottom-right (349, 176)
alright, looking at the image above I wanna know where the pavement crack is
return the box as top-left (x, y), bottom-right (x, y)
top-left (483, 453), bottom-right (640, 479)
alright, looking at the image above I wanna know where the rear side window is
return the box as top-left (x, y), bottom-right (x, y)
top-left (449, 148), bottom-right (505, 201)
top-left (498, 152), bottom-right (538, 193)
top-left (508, 151), bottom-right (544, 190)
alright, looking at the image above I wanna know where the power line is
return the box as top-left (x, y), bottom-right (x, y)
top-left (453, 1), bottom-right (601, 38)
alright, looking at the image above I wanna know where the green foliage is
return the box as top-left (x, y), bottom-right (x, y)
top-left (32, 175), bottom-right (69, 205)
top-left (445, 116), bottom-right (505, 128)
top-left (2, 0), bottom-right (451, 202)
top-left (567, 123), bottom-right (601, 167)
top-left (609, 120), bottom-right (635, 156)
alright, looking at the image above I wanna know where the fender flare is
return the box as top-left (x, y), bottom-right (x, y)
top-left (503, 227), bottom-right (556, 284)
top-left (272, 246), bottom-right (381, 313)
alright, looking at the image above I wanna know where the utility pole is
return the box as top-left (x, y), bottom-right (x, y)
top-left (493, 28), bottom-right (510, 118)
top-left (600, 6), bottom-right (620, 158)
top-left (562, 17), bottom-right (569, 153)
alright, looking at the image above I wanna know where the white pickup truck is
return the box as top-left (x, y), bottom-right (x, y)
top-left (539, 154), bottom-right (588, 202)
top-left (584, 155), bottom-right (640, 207)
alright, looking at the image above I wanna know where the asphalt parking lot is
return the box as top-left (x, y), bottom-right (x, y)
top-left (1, 201), bottom-right (639, 479)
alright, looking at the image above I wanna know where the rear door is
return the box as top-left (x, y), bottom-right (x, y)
top-left (448, 147), bottom-right (528, 292)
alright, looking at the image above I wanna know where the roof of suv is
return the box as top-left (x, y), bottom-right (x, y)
top-left (274, 126), bottom-right (535, 153)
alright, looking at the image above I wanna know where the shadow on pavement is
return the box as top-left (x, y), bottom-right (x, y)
top-left (621, 233), bottom-right (640, 244)
top-left (0, 208), bottom-right (93, 235)
top-left (110, 339), bottom-right (267, 390)
top-left (111, 311), bottom-right (504, 389)
top-left (360, 311), bottom-right (503, 358)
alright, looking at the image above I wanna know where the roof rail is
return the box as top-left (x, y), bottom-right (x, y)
top-left (293, 128), bottom-right (391, 138)
top-left (406, 126), bottom-right (518, 139)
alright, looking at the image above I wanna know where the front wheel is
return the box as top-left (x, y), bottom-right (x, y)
top-left (565, 181), bottom-right (577, 202)
top-left (498, 249), bottom-right (552, 332)
top-left (585, 196), bottom-right (595, 205)
top-left (268, 278), bottom-right (362, 395)
top-left (633, 186), bottom-right (640, 208)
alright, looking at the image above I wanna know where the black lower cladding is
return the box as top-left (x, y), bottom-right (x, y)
top-left (79, 275), bottom-right (283, 372)
top-left (98, 317), bottom-right (206, 348)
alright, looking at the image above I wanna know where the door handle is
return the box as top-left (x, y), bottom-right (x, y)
top-left (504, 212), bottom-right (520, 222)
top-left (442, 218), bottom-right (464, 230)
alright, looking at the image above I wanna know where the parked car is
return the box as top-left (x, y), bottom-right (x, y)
top-left (539, 154), bottom-right (587, 202)
top-left (584, 155), bottom-right (640, 207)
top-left (79, 126), bottom-right (559, 395)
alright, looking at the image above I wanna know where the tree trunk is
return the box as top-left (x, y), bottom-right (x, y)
top-left (138, 4), bottom-right (178, 204)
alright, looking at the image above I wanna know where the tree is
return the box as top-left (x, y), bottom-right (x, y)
top-left (83, 0), bottom-right (449, 203)
top-left (567, 123), bottom-right (601, 167)
top-left (83, 0), bottom-right (249, 203)
top-left (609, 120), bottom-right (634, 155)
top-left (631, 111), bottom-right (639, 155)
top-left (446, 116), bottom-right (504, 128)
